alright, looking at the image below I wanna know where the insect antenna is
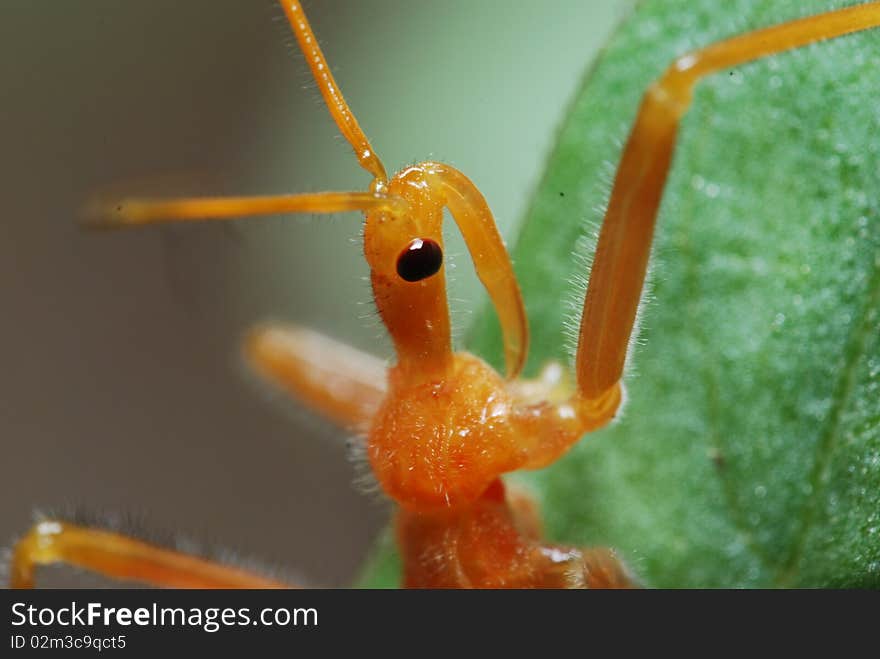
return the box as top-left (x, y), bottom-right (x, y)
top-left (278, 0), bottom-right (387, 183)
top-left (82, 0), bottom-right (404, 230)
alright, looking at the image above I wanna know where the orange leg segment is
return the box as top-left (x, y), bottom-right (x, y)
top-left (245, 325), bottom-right (387, 431)
top-left (10, 520), bottom-right (290, 589)
top-left (577, 2), bottom-right (880, 400)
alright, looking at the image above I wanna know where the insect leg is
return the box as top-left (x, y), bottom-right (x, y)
top-left (9, 519), bottom-right (290, 588)
top-left (573, 548), bottom-right (639, 589)
top-left (245, 325), bottom-right (387, 431)
top-left (576, 2), bottom-right (880, 401)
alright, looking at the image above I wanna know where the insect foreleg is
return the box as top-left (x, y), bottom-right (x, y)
top-left (245, 325), bottom-right (387, 431)
top-left (576, 2), bottom-right (880, 401)
top-left (9, 519), bottom-right (289, 589)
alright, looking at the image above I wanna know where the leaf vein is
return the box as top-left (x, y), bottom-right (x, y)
top-left (775, 249), bottom-right (880, 586)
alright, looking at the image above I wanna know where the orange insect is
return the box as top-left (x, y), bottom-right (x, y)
top-left (10, 1), bottom-right (880, 588)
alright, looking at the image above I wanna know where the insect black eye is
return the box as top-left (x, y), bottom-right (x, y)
top-left (396, 238), bottom-right (443, 282)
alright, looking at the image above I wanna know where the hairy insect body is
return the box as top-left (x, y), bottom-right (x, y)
top-left (369, 348), bottom-right (630, 587)
top-left (369, 353), bottom-right (522, 509)
top-left (397, 479), bottom-right (635, 588)
top-left (369, 350), bottom-right (622, 504)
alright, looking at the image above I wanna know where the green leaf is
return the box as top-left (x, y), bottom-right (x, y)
top-left (358, 0), bottom-right (880, 588)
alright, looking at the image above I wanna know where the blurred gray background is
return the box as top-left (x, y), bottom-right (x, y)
top-left (1, 0), bottom-right (625, 586)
